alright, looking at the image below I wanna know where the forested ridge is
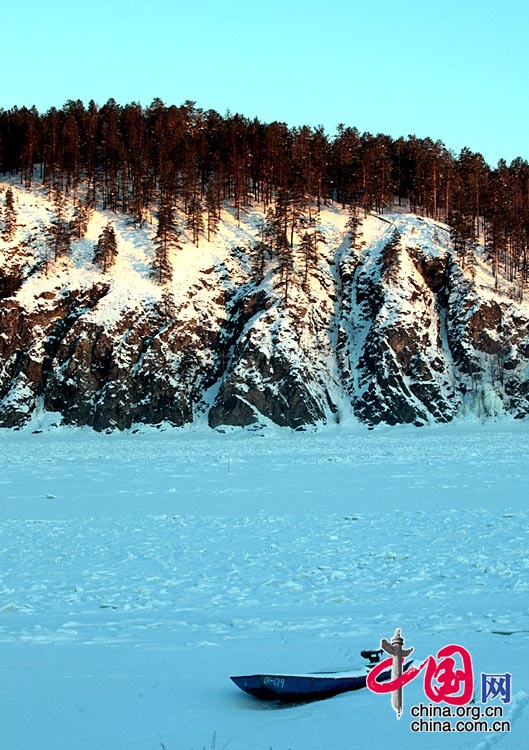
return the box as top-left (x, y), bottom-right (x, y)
top-left (1, 98), bottom-right (529, 294)
top-left (4, 98), bottom-right (529, 431)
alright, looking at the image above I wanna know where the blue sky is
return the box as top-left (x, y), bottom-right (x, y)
top-left (2, 0), bottom-right (529, 166)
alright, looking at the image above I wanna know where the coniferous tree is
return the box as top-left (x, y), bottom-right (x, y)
top-left (183, 160), bottom-right (204, 246)
top-left (160, 285), bottom-right (177, 320)
top-left (100, 98), bottom-right (125, 212)
top-left (263, 200), bottom-right (288, 262)
top-left (272, 189), bottom-right (290, 247)
top-left (152, 196), bottom-right (180, 284)
top-left (332, 125), bottom-right (362, 209)
top-left (449, 206), bottom-right (477, 276)
top-left (61, 102), bottom-right (82, 196)
top-left (299, 231), bottom-right (314, 290)
top-left (251, 238), bottom-right (269, 284)
top-left (360, 134), bottom-right (393, 215)
top-left (48, 187), bottom-right (71, 261)
top-left (7, 93), bottom-right (529, 296)
top-left (2, 188), bottom-right (17, 241)
top-left (205, 173), bottom-right (221, 241)
top-left (20, 107), bottom-right (39, 188)
top-left (71, 197), bottom-right (92, 239)
top-left (288, 185), bottom-right (307, 247)
top-left (158, 196), bottom-right (181, 255)
top-left (484, 161), bottom-right (511, 288)
top-left (298, 215), bottom-right (326, 291)
top-left (83, 99), bottom-right (99, 207)
top-left (259, 196), bottom-right (293, 300)
top-left (42, 107), bottom-right (61, 194)
top-left (249, 219), bottom-right (271, 284)
top-left (277, 241), bottom-right (294, 304)
top-left (186, 194), bottom-right (204, 246)
top-left (94, 222), bottom-right (118, 272)
top-left (506, 157), bottom-right (529, 291)
top-left (152, 243), bottom-right (172, 285)
top-left (310, 127), bottom-right (329, 210)
top-left (153, 245), bottom-right (170, 290)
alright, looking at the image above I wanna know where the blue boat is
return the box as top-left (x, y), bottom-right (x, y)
top-left (231, 653), bottom-right (414, 703)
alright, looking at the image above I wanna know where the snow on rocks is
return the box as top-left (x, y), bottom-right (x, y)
top-left (3, 182), bottom-right (529, 430)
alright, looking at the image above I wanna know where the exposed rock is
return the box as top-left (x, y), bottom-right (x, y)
top-left (2, 196), bottom-right (529, 431)
top-left (339, 230), bottom-right (458, 426)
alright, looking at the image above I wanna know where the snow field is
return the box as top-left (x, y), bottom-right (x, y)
top-left (0, 423), bottom-right (528, 748)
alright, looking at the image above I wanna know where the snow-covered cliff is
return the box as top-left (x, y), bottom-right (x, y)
top-left (1, 180), bottom-right (529, 430)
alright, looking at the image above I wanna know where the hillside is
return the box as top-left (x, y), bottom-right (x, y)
top-left (1, 179), bottom-right (529, 431)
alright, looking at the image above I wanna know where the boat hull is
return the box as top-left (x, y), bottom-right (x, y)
top-left (231, 661), bottom-right (413, 703)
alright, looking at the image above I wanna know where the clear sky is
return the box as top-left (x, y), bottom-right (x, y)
top-left (2, 0), bottom-right (529, 167)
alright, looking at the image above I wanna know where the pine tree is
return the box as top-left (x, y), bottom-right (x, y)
top-left (20, 107), bottom-right (39, 188)
top-left (152, 196), bottom-right (180, 284)
top-left (71, 197), bottom-right (92, 239)
top-left (300, 224), bottom-right (326, 291)
top-left (2, 188), bottom-right (17, 241)
top-left (300, 232), bottom-right (314, 291)
top-left (288, 186), bottom-right (307, 247)
top-left (186, 194), bottom-right (204, 246)
top-left (332, 125), bottom-right (362, 209)
top-left (205, 175), bottom-right (221, 241)
top-left (263, 195), bottom-right (290, 260)
top-left (48, 187), bottom-right (71, 261)
top-left (251, 239), bottom-right (269, 284)
top-left (160, 285), bottom-right (177, 321)
top-left (449, 206), bottom-right (477, 275)
top-left (345, 203), bottom-right (363, 255)
top-left (277, 242), bottom-right (294, 304)
top-left (248, 219), bottom-right (271, 284)
top-left (484, 162), bottom-right (511, 289)
top-left (94, 222), bottom-right (118, 272)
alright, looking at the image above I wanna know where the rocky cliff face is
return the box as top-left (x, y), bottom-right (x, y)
top-left (1, 182), bottom-right (529, 431)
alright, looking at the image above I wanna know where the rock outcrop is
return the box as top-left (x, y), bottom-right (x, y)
top-left (2, 187), bottom-right (529, 430)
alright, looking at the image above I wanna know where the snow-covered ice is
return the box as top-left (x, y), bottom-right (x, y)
top-left (1, 422), bottom-right (528, 749)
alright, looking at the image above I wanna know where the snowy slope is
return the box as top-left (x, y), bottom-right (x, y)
top-left (2, 179), bottom-right (529, 430)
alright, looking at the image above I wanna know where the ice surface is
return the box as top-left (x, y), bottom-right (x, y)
top-left (0, 423), bottom-right (528, 748)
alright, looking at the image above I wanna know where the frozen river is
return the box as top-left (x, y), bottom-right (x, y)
top-left (1, 422), bottom-right (528, 749)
